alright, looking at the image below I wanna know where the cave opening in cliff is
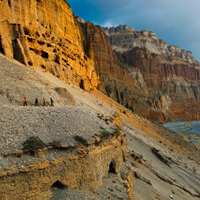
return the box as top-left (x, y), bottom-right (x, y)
top-left (28, 61), bottom-right (33, 66)
top-left (23, 27), bottom-right (30, 36)
top-left (27, 37), bottom-right (33, 42)
top-left (51, 181), bottom-right (66, 189)
top-left (8, 0), bottom-right (11, 8)
top-left (0, 36), bottom-right (5, 55)
top-left (41, 51), bottom-right (49, 59)
top-left (41, 65), bottom-right (46, 69)
top-left (12, 39), bottom-right (26, 65)
top-left (79, 79), bottom-right (85, 90)
top-left (109, 162), bottom-right (116, 174)
top-left (37, 40), bottom-right (45, 45)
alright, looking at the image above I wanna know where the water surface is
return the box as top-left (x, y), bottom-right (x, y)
top-left (163, 121), bottom-right (200, 149)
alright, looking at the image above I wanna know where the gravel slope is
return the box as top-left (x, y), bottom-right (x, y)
top-left (0, 54), bottom-right (200, 200)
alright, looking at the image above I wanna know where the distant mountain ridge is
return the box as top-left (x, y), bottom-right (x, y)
top-left (102, 25), bottom-right (197, 64)
top-left (102, 25), bottom-right (200, 121)
top-left (103, 25), bottom-right (135, 35)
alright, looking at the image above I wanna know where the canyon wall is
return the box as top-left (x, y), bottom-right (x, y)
top-left (1, 0), bottom-right (197, 122)
top-left (78, 21), bottom-right (171, 122)
top-left (0, 0), bottom-right (173, 122)
top-left (104, 25), bottom-right (200, 121)
top-left (0, 132), bottom-right (124, 199)
top-left (79, 21), bottom-right (147, 105)
top-left (0, 0), bottom-right (100, 91)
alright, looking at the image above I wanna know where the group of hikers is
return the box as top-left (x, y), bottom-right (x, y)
top-left (23, 97), bottom-right (54, 107)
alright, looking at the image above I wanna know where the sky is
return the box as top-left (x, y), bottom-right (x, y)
top-left (67, 0), bottom-right (200, 62)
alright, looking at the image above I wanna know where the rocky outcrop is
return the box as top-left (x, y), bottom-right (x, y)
top-left (103, 25), bottom-right (198, 64)
top-left (0, 0), bottom-right (100, 91)
top-left (78, 22), bottom-right (147, 103)
top-left (75, 15), bottom-right (86, 24)
top-left (0, 98), bottom-right (125, 199)
top-left (0, 128), bottom-right (124, 199)
top-left (116, 47), bottom-right (200, 88)
top-left (104, 25), bottom-right (200, 121)
top-left (103, 25), bottom-right (135, 35)
top-left (76, 21), bottom-right (173, 122)
top-left (116, 47), bottom-right (200, 121)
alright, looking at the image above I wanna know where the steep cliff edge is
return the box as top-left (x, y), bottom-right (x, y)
top-left (0, 0), bottom-right (100, 91)
top-left (78, 21), bottom-right (172, 122)
top-left (79, 21), bottom-right (147, 100)
top-left (103, 25), bottom-right (198, 64)
top-left (104, 25), bottom-right (200, 121)
top-left (0, 0), bottom-right (171, 121)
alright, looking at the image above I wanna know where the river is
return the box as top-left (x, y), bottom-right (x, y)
top-left (163, 121), bottom-right (200, 149)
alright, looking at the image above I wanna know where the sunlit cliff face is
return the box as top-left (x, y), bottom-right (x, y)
top-left (0, 0), bottom-right (100, 91)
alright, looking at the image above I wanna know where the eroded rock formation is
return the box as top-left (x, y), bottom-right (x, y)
top-left (0, 0), bottom-right (100, 91)
top-left (78, 21), bottom-right (147, 104)
top-left (0, 134), bottom-right (124, 199)
top-left (0, 0), bottom-right (173, 122)
top-left (104, 25), bottom-right (200, 121)
top-left (77, 21), bottom-right (172, 122)
top-left (0, 101), bottom-right (125, 199)
top-left (103, 25), bottom-right (197, 64)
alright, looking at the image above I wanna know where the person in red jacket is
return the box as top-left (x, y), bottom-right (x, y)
top-left (23, 97), bottom-right (28, 106)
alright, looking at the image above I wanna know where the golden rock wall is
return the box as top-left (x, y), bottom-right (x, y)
top-left (0, 0), bottom-right (100, 91)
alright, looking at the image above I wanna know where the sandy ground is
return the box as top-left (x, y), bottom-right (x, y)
top-left (0, 54), bottom-right (200, 199)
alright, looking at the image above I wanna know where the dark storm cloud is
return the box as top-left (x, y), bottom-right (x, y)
top-left (67, 0), bottom-right (200, 61)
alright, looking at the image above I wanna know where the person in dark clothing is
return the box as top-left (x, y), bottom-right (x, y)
top-left (50, 98), bottom-right (54, 107)
top-left (23, 97), bottom-right (28, 106)
top-left (35, 98), bottom-right (39, 106)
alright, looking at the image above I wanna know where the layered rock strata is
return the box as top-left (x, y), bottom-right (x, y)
top-left (0, 0), bottom-right (100, 91)
top-left (78, 21), bottom-right (147, 104)
top-left (0, 42), bottom-right (200, 200)
top-left (0, 0), bottom-right (172, 123)
top-left (104, 25), bottom-right (200, 121)
top-left (0, 104), bottom-right (124, 199)
top-left (103, 25), bottom-right (197, 64)
top-left (116, 47), bottom-right (200, 121)
top-left (78, 21), bottom-right (172, 122)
